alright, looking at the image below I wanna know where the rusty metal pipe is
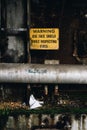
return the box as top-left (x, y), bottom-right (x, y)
top-left (0, 63), bottom-right (87, 84)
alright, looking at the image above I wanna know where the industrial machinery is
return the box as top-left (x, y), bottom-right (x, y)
top-left (1, 0), bottom-right (87, 130)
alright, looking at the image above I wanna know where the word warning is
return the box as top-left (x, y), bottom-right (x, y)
top-left (29, 28), bottom-right (59, 50)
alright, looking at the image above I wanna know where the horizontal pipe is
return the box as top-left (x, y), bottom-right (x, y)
top-left (0, 63), bottom-right (87, 84)
top-left (1, 28), bottom-right (27, 35)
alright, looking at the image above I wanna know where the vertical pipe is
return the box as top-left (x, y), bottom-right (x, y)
top-left (4, 0), bottom-right (7, 29)
top-left (26, 0), bottom-right (31, 104)
top-left (1, 0), bottom-right (8, 62)
top-left (71, 115), bottom-right (79, 130)
top-left (1, 0), bottom-right (7, 30)
top-left (1, 0), bottom-right (4, 27)
top-left (0, 0), bottom-right (1, 62)
top-left (27, 0), bottom-right (31, 63)
top-left (22, 0), bottom-right (28, 63)
top-left (0, 0), bottom-right (1, 27)
top-left (27, 0), bottom-right (31, 26)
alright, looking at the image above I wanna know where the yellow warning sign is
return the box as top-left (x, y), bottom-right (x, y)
top-left (29, 28), bottom-right (59, 50)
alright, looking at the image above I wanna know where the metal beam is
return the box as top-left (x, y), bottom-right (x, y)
top-left (0, 63), bottom-right (87, 84)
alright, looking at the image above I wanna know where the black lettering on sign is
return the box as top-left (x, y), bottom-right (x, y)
top-left (32, 35), bottom-right (37, 38)
top-left (39, 35), bottom-right (45, 38)
top-left (31, 40), bottom-right (39, 43)
top-left (46, 35), bottom-right (56, 38)
top-left (40, 45), bottom-right (48, 48)
top-left (41, 40), bottom-right (57, 43)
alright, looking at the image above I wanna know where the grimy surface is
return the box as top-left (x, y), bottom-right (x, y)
top-left (0, 63), bottom-right (87, 84)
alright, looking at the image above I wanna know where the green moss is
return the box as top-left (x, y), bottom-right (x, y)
top-left (0, 106), bottom-right (87, 116)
